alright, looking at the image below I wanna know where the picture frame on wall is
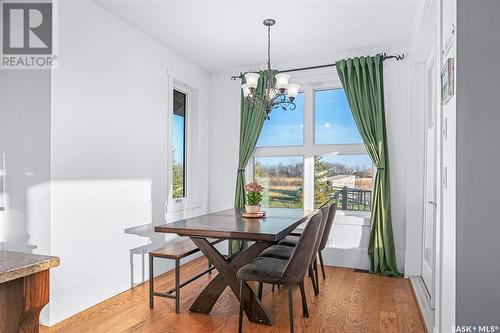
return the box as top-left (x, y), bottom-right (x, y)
top-left (441, 58), bottom-right (454, 105)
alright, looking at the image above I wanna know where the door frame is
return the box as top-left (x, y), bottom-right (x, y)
top-left (421, 42), bottom-right (438, 308)
top-left (405, 0), bottom-right (443, 331)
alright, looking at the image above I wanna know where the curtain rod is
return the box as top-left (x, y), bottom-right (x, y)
top-left (230, 52), bottom-right (405, 80)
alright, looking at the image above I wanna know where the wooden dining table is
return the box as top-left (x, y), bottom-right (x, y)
top-left (154, 208), bottom-right (313, 325)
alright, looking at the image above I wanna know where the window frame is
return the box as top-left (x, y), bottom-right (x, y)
top-left (172, 88), bottom-right (187, 200)
top-left (250, 77), bottom-right (373, 211)
top-left (167, 78), bottom-right (202, 213)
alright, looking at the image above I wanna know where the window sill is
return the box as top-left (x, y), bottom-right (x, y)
top-left (167, 199), bottom-right (201, 213)
top-left (294, 210), bottom-right (371, 231)
top-left (335, 210), bottom-right (371, 226)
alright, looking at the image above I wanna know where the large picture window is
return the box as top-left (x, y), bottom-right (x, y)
top-left (252, 85), bottom-right (372, 211)
top-left (314, 89), bottom-right (362, 144)
top-left (314, 154), bottom-right (372, 210)
top-left (172, 89), bottom-right (186, 199)
top-left (257, 93), bottom-right (304, 147)
top-left (254, 156), bottom-right (304, 208)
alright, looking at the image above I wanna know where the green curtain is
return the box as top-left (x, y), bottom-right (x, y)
top-left (336, 55), bottom-right (400, 277)
top-left (233, 70), bottom-right (275, 254)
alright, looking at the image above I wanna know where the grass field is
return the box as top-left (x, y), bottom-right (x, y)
top-left (255, 177), bottom-right (303, 208)
top-left (255, 176), bottom-right (371, 210)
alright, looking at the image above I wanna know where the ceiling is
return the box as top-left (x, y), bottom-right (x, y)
top-left (95, 0), bottom-right (421, 72)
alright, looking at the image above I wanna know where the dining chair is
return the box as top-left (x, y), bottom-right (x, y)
top-left (236, 210), bottom-right (323, 333)
top-left (275, 203), bottom-right (337, 284)
top-left (317, 203), bottom-right (337, 279)
top-left (258, 205), bottom-right (330, 296)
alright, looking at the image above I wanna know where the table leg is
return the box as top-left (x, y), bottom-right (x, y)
top-left (189, 238), bottom-right (273, 325)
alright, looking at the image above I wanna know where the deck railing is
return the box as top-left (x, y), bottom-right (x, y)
top-left (331, 186), bottom-right (372, 211)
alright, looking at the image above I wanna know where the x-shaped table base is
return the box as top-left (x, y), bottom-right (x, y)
top-left (189, 237), bottom-right (273, 325)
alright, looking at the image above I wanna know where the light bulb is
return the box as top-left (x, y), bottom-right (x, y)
top-left (241, 83), bottom-right (251, 97)
top-left (275, 73), bottom-right (291, 93)
top-left (287, 83), bottom-right (300, 101)
top-left (267, 88), bottom-right (277, 99)
top-left (244, 73), bottom-right (260, 89)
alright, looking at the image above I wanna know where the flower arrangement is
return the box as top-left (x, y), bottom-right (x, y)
top-left (244, 182), bottom-right (263, 213)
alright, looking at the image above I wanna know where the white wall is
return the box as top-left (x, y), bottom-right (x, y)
top-left (45, 0), bottom-right (210, 325)
top-left (208, 72), bottom-right (241, 212)
top-left (0, 70), bottom-right (52, 255)
top-left (384, 59), bottom-right (410, 272)
top-left (208, 54), bottom-right (410, 272)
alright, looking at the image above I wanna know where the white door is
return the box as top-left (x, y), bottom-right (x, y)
top-left (422, 45), bottom-right (437, 308)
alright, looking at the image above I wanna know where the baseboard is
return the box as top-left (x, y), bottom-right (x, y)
top-left (42, 260), bottom-right (136, 325)
top-left (41, 241), bottom-right (229, 326)
top-left (409, 276), bottom-right (434, 333)
top-left (42, 256), bottom-right (198, 326)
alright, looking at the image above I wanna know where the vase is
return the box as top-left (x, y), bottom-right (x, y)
top-left (245, 205), bottom-right (261, 214)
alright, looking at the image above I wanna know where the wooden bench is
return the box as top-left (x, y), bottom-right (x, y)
top-left (149, 237), bottom-right (223, 313)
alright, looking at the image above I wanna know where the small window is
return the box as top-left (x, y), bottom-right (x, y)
top-left (172, 90), bottom-right (186, 199)
top-left (256, 92), bottom-right (304, 147)
top-left (254, 156), bottom-right (304, 208)
top-left (314, 154), bottom-right (372, 210)
top-left (314, 89), bottom-right (362, 145)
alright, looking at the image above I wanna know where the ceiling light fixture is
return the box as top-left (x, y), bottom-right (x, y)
top-left (241, 19), bottom-right (300, 120)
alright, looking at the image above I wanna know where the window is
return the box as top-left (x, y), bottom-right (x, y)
top-left (172, 89), bottom-right (186, 199)
top-left (252, 84), bottom-right (372, 211)
top-left (314, 154), bottom-right (372, 210)
top-left (254, 156), bottom-right (304, 208)
top-left (315, 89), bottom-right (362, 144)
top-left (257, 93), bottom-right (304, 147)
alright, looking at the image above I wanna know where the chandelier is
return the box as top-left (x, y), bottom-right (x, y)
top-left (241, 19), bottom-right (300, 119)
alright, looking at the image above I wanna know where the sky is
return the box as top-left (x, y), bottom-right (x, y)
top-left (256, 88), bottom-right (362, 148)
top-left (314, 89), bottom-right (362, 144)
top-left (257, 93), bottom-right (305, 146)
top-left (255, 155), bottom-right (372, 170)
top-left (173, 114), bottom-right (184, 164)
top-left (255, 88), bottom-right (370, 169)
top-left (255, 156), bottom-right (304, 167)
top-left (321, 154), bottom-right (372, 170)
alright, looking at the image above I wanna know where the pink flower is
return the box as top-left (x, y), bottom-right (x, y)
top-left (244, 182), bottom-right (263, 193)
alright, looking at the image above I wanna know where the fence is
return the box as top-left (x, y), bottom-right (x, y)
top-left (331, 186), bottom-right (372, 211)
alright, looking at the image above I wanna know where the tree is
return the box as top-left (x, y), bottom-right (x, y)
top-left (172, 149), bottom-right (184, 198)
top-left (314, 156), bottom-right (337, 208)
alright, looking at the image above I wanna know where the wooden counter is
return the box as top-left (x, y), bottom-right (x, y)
top-left (0, 251), bottom-right (59, 333)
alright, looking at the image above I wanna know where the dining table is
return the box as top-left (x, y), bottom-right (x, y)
top-left (154, 208), bottom-right (313, 325)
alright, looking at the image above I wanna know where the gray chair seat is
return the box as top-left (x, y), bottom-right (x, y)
top-left (259, 245), bottom-right (294, 260)
top-left (278, 235), bottom-right (300, 247)
top-left (236, 257), bottom-right (287, 284)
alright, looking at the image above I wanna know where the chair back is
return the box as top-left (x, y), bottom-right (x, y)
top-left (309, 205), bottom-right (330, 265)
top-left (319, 203), bottom-right (337, 251)
top-left (282, 210), bottom-right (323, 284)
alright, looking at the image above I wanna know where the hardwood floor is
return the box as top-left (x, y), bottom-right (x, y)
top-left (40, 257), bottom-right (425, 333)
